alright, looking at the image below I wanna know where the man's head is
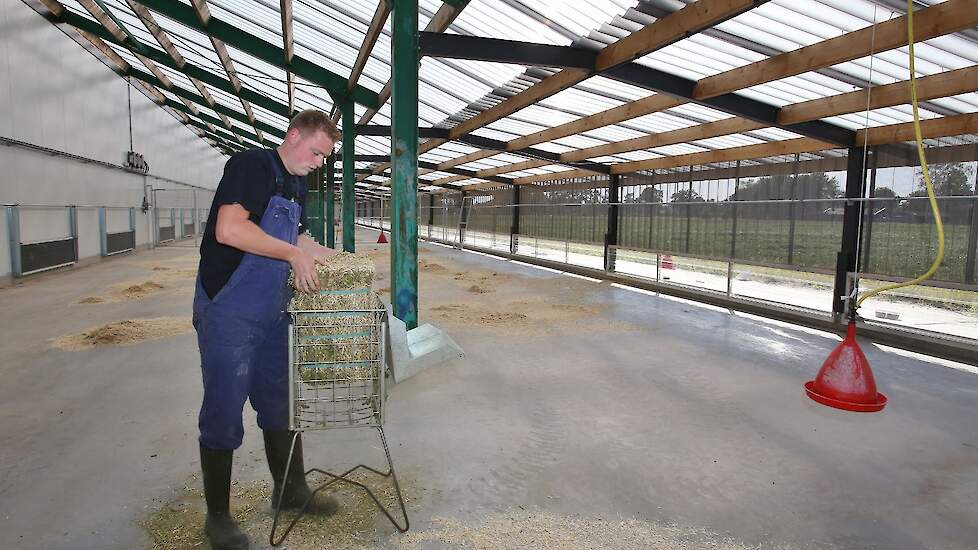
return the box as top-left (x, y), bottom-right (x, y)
top-left (277, 109), bottom-right (341, 176)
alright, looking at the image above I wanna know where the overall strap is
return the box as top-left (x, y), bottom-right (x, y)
top-left (264, 149), bottom-right (286, 195)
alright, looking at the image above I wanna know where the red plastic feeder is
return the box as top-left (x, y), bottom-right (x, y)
top-left (805, 322), bottom-right (887, 412)
top-left (377, 230), bottom-right (388, 244)
top-left (661, 255), bottom-right (675, 270)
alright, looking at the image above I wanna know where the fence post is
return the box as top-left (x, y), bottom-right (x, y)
top-left (605, 174), bottom-right (620, 271)
top-left (833, 147), bottom-right (871, 320)
top-left (7, 205), bottom-right (21, 276)
top-left (68, 206), bottom-right (78, 263)
top-left (98, 206), bottom-right (108, 257)
top-left (510, 184), bottom-right (520, 254)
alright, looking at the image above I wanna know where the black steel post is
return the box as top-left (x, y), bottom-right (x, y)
top-left (786, 153), bottom-right (800, 265)
top-left (605, 174), bottom-right (620, 271)
top-left (511, 184), bottom-right (521, 254)
top-left (730, 160), bottom-right (740, 259)
top-left (647, 171), bottom-right (656, 250)
top-left (428, 193), bottom-right (435, 236)
top-left (965, 164), bottom-right (978, 284)
top-left (459, 190), bottom-right (468, 244)
top-left (685, 166), bottom-right (693, 253)
top-left (833, 147), bottom-right (871, 320)
top-left (861, 149), bottom-right (879, 273)
top-left (325, 152), bottom-right (335, 248)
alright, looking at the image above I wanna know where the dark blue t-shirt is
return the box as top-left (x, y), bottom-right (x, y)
top-left (198, 149), bottom-right (307, 299)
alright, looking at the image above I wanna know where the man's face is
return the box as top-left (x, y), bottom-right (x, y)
top-left (286, 128), bottom-right (333, 176)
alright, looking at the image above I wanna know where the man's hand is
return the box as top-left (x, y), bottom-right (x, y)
top-left (288, 248), bottom-right (319, 293)
top-left (298, 234), bottom-right (339, 266)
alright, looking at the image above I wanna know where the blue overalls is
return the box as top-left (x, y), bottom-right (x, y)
top-left (193, 150), bottom-right (302, 450)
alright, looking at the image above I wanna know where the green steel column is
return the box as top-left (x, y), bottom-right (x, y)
top-left (325, 152), bottom-right (336, 248)
top-left (304, 167), bottom-right (324, 244)
top-left (341, 100), bottom-right (356, 252)
top-left (390, 0), bottom-right (419, 329)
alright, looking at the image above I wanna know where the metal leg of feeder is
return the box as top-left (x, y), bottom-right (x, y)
top-left (269, 431), bottom-right (302, 546)
top-left (268, 426), bottom-right (409, 546)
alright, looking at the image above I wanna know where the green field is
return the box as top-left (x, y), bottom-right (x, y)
top-left (459, 208), bottom-right (976, 286)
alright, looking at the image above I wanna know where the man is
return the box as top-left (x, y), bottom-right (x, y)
top-left (193, 110), bottom-right (341, 550)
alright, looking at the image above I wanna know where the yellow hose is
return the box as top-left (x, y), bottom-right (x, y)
top-left (854, 0), bottom-right (945, 310)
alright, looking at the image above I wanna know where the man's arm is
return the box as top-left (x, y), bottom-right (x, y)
top-left (215, 203), bottom-right (320, 292)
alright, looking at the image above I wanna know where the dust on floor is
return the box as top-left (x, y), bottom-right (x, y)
top-left (52, 317), bottom-right (192, 350)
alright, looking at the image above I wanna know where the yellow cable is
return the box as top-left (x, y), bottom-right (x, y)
top-left (854, 0), bottom-right (945, 310)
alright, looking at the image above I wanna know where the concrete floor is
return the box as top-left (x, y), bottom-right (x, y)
top-left (1, 225), bottom-right (976, 549)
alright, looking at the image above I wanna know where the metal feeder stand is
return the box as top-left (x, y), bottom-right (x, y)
top-left (270, 299), bottom-right (409, 546)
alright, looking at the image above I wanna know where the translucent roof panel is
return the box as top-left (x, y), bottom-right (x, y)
top-left (52, 0), bottom-right (978, 184)
top-left (448, 0), bottom-right (573, 45)
top-left (208, 0), bottom-right (283, 48)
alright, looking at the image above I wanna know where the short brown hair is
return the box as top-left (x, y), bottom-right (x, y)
top-left (288, 109), bottom-right (341, 142)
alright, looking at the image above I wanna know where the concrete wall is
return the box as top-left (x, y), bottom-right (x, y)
top-left (0, 0), bottom-right (230, 278)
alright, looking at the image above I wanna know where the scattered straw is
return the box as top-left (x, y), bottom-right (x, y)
top-left (78, 296), bottom-right (104, 304)
top-left (144, 472), bottom-right (416, 550)
top-left (424, 299), bottom-right (635, 334)
top-left (419, 260), bottom-right (445, 272)
top-left (120, 281), bottom-right (165, 299)
top-left (52, 317), bottom-right (192, 350)
top-left (398, 511), bottom-right (776, 550)
top-left (468, 285), bottom-right (493, 294)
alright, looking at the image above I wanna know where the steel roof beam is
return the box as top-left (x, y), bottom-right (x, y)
top-left (419, 32), bottom-right (595, 69)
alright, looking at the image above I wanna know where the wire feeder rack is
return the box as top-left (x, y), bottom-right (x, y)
top-left (270, 296), bottom-right (408, 546)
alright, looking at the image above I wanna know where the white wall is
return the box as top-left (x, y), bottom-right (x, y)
top-left (0, 0), bottom-right (230, 277)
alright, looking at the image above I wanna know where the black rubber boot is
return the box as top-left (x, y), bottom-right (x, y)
top-left (263, 430), bottom-right (339, 515)
top-left (199, 444), bottom-right (250, 550)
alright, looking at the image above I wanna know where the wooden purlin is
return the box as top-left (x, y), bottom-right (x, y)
top-left (778, 66), bottom-right (978, 125)
top-left (857, 113), bottom-right (978, 146)
top-left (446, 0), bottom-right (763, 141)
top-left (280, 0), bottom-right (294, 116)
top-left (693, 0), bottom-right (978, 100)
top-left (358, 2), bottom-right (467, 125)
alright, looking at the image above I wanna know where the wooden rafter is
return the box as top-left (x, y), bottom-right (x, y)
top-left (857, 112), bottom-right (978, 146)
top-left (447, 0), bottom-right (759, 141)
top-left (561, 118), bottom-right (768, 163)
top-left (358, 1), bottom-right (467, 125)
top-left (594, 0), bottom-right (763, 72)
top-left (66, 16), bottom-right (236, 152)
top-left (513, 168), bottom-right (595, 185)
top-left (280, 0), bottom-right (294, 117)
top-left (78, 0), bottom-right (234, 142)
top-left (693, 0), bottom-right (978, 100)
top-left (183, 0), bottom-right (265, 144)
top-left (778, 65), bottom-right (978, 125)
top-left (506, 94), bottom-right (684, 151)
top-left (478, 158), bottom-right (550, 177)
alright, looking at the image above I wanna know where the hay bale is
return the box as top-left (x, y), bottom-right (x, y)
top-left (289, 252), bottom-right (374, 294)
top-left (288, 253), bottom-right (381, 384)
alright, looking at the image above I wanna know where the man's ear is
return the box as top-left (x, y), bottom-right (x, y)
top-left (286, 128), bottom-right (302, 145)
